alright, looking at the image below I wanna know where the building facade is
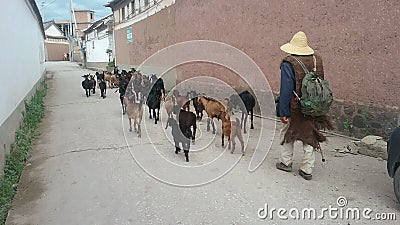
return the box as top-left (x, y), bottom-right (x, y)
top-left (83, 14), bottom-right (114, 69)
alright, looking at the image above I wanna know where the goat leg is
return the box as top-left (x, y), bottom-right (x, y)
top-left (211, 119), bottom-right (216, 134)
top-left (183, 142), bottom-right (190, 162)
top-left (244, 112), bottom-right (249, 134)
top-left (250, 109), bottom-right (254, 129)
top-left (192, 123), bottom-right (196, 144)
top-left (230, 137), bottom-right (235, 153)
top-left (238, 132), bottom-right (245, 156)
top-left (175, 142), bottom-right (181, 154)
top-left (134, 120), bottom-right (137, 132)
top-left (241, 112), bottom-right (246, 133)
top-left (154, 109), bottom-right (157, 124)
top-left (129, 118), bottom-right (132, 132)
top-left (120, 97), bottom-right (126, 114)
top-left (148, 106), bottom-right (152, 119)
top-left (222, 134), bottom-right (224, 147)
top-left (184, 150), bottom-right (189, 162)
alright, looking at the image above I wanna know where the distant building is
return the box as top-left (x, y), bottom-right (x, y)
top-left (54, 20), bottom-right (72, 37)
top-left (43, 20), bottom-right (69, 61)
top-left (68, 9), bottom-right (95, 62)
top-left (74, 9), bottom-right (95, 39)
top-left (82, 14), bottom-right (114, 69)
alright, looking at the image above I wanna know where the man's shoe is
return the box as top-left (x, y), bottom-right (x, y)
top-left (276, 162), bottom-right (292, 172)
top-left (298, 170), bottom-right (312, 180)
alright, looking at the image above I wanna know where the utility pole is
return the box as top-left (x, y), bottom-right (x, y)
top-left (69, 0), bottom-right (79, 62)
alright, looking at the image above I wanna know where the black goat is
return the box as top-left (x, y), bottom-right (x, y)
top-left (165, 117), bottom-right (191, 162)
top-left (95, 72), bottom-right (105, 86)
top-left (89, 75), bottom-right (96, 94)
top-left (189, 91), bottom-right (205, 121)
top-left (177, 109), bottom-right (197, 143)
top-left (81, 75), bottom-right (91, 97)
top-left (99, 79), bottom-right (106, 99)
top-left (229, 90), bottom-right (255, 133)
top-left (132, 72), bottom-right (150, 102)
top-left (116, 76), bottom-right (129, 114)
top-left (146, 74), bottom-right (165, 124)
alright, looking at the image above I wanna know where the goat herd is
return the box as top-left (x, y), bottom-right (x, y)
top-left (82, 69), bottom-right (256, 162)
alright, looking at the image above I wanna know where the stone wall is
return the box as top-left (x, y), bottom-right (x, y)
top-left (329, 100), bottom-right (399, 139)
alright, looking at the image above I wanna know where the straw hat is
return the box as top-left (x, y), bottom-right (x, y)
top-left (280, 31), bottom-right (314, 55)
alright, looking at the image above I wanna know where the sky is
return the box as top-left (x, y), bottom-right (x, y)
top-left (36, 0), bottom-right (112, 22)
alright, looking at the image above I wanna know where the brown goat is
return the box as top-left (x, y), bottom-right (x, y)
top-left (198, 96), bottom-right (231, 146)
top-left (173, 90), bottom-right (190, 111)
top-left (104, 72), bottom-right (119, 88)
top-left (221, 112), bottom-right (232, 148)
top-left (164, 97), bottom-right (174, 118)
top-left (229, 118), bottom-right (245, 155)
top-left (124, 94), bottom-right (144, 137)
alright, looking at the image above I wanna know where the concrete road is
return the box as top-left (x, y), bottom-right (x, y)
top-left (6, 62), bottom-right (399, 225)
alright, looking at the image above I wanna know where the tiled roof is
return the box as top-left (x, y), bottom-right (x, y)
top-left (105, 0), bottom-right (126, 8)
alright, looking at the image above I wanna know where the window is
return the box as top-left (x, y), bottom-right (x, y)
top-left (144, 0), bottom-right (149, 7)
top-left (92, 41), bottom-right (95, 49)
top-left (131, 1), bottom-right (135, 14)
top-left (121, 7), bottom-right (125, 20)
top-left (90, 13), bottom-right (93, 20)
top-left (127, 4), bottom-right (130, 18)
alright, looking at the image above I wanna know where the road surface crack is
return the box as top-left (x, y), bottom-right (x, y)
top-left (31, 145), bottom-right (132, 163)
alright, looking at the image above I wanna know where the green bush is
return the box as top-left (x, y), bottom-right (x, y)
top-left (0, 80), bottom-right (47, 224)
top-left (108, 59), bottom-right (115, 68)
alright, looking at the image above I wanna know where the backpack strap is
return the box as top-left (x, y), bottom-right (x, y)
top-left (290, 55), bottom-right (317, 73)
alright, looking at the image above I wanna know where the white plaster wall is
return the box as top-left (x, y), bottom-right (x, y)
top-left (87, 31), bottom-right (95, 40)
top-left (45, 24), bottom-right (64, 37)
top-left (86, 35), bottom-right (110, 63)
top-left (0, 0), bottom-right (45, 126)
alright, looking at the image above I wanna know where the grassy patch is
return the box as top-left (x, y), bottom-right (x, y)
top-left (0, 80), bottom-right (47, 224)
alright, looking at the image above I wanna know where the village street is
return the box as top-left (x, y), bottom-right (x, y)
top-left (6, 62), bottom-right (399, 225)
